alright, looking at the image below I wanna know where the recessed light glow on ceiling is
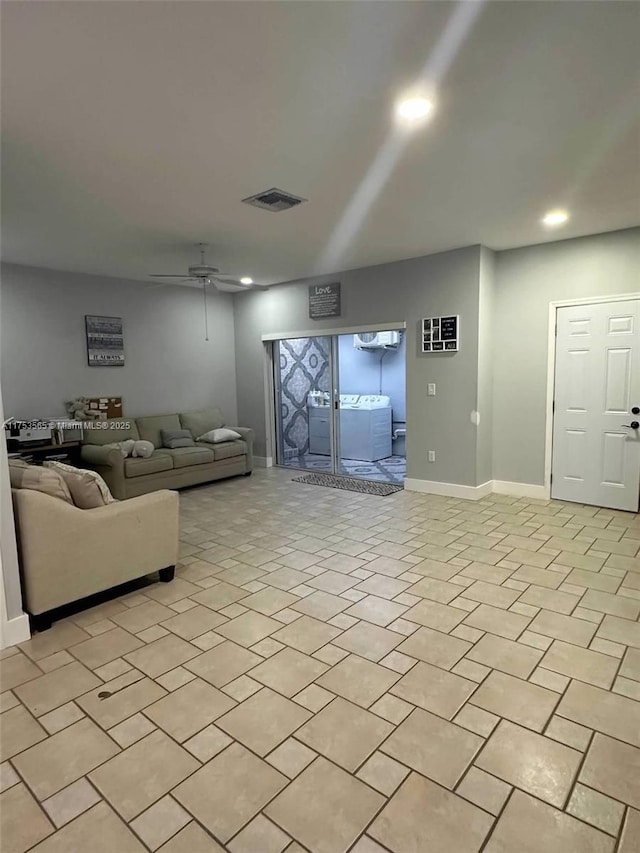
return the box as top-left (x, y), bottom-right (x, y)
top-left (542, 209), bottom-right (569, 227)
top-left (395, 96), bottom-right (434, 123)
top-left (240, 276), bottom-right (253, 285)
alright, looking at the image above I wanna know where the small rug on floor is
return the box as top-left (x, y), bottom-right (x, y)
top-left (292, 472), bottom-right (403, 496)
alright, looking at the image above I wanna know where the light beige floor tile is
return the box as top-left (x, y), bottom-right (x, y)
top-left (228, 814), bottom-right (290, 853)
top-left (568, 783), bottom-right (625, 837)
top-left (409, 577), bottom-right (462, 604)
top-left (529, 610), bottom-right (597, 647)
top-left (291, 590), bottom-right (351, 620)
top-left (354, 575), bottom-right (411, 599)
top-left (483, 790), bottom-right (615, 853)
top-left (452, 658), bottom-right (491, 682)
top-left (157, 822), bottom-right (225, 852)
top-left (144, 677), bottom-right (235, 742)
top-left (357, 555), bottom-right (410, 578)
top-left (130, 795), bottom-right (191, 851)
top-left (344, 595), bottom-right (408, 627)
top-left (70, 627), bottom-right (144, 670)
top-left (332, 622), bottom-right (402, 662)
top-left (217, 687), bottom-right (310, 756)
top-left (160, 605), bottom-right (227, 640)
top-left (0, 782), bottom-right (54, 852)
top-left (456, 766), bottom-right (511, 815)
top-left (175, 742), bottom-right (287, 842)
top-left (0, 760), bottom-right (20, 792)
top-left (369, 771), bottom-right (492, 853)
top-left (29, 801), bottom-right (147, 853)
top-left (565, 569), bottom-right (621, 593)
top-left (183, 724), bottom-right (232, 762)
top-left (619, 646), bottom-right (640, 681)
top-left (155, 666), bottom-right (197, 691)
top-left (545, 715), bottom-right (592, 751)
top-left (13, 717), bottom-right (119, 800)
top-left (18, 622), bottom-right (90, 662)
top-left (541, 640), bottom-right (618, 689)
top-left (184, 640), bottom-right (261, 687)
top-left (0, 704), bottom-right (47, 761)
top-left (124, 634), bottom-right (200, 677)
top-left (397, 625), bottom-right (471, 669)
top-left (42, 778), bottom-right (102, 828)
top-left (77, 675), bottom-right (166, 729)
top-left (266, 756), bottom-right (384, 853)
top-left (511, 566), bottom-right (564, 589)
top-left (518, 585), bottom-right (580, 615)
top-left (272, 615), bottom-right (341, 654)
top-left (308, 570), bottom-right (360, 595)
top-left (296, 697), bottom-right (393, 772)
top-left (460, 580), bottom-right (521, 609)
top-left (470, 670), bottom-right (558, 732)
top-left (596, 614), bottom-right (640, 649)
top-left (618, 809), bottom-right (640, 853)
top-left (391, 660), bottom-right (477, 719)
top-left (454, 703), bottom-right (499, 737)
top-left (476, 720), bottom-right (581, 807)
top-left (249, 647), bottom-right (328, 696)
top-left (240, 587), bottom-right (299, 615)
top-left (292, 683), bottom-right (335, 712)
top-left (89, 729), bottom-right (197, 821)
top-left (370, 693), bottom-right (415, 724)
top-left (381, 650), bottom-right (418, 673)
top-left (0, 652), bottom-right (43, 691)
top-left (222, 674), bottom-right (264, 700)
top-left (109, 712), bottom-right (156, 748)
top-left (356, 751), bottom-right (409, 796)
top-left (215, 611), bottom-right (281, 647)
top-left (0, 689), bottom-right (20, 713)
top-left (580, 733), bottom-right (640, 809)
top-left (191, 581), bottom-right (250, 610)
top-left (463, 603), bottom-right (531, 640)
top-left (581, 589), bottom-right (640, 620)
top-left (317, 654), bottom-right (400, 708)
top-left (111, 600), bottom-right (176, 634)
top-left (557, 680), bottom-right (640, 747)
top-left (465, 633), bottom-right (543, 678)
top-left (403, 598), bottom-right (467, 631)
top-left (267, 737), bottom-right (316, 777)
top-left (39, 701), bottom-right (85, 735)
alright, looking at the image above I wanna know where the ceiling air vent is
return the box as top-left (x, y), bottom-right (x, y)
top-left (242, 188), bottom-right (307, 212)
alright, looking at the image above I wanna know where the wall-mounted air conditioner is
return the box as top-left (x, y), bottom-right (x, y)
top-left (353, 331), bottom-right (400, 350)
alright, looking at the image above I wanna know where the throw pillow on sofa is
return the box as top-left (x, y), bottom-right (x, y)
top-left (197, 428), bottom-right (242, 444)
top-left (9, 459), bottom-right (74, 504)
top-left (161, 429), bottom-right (196, 449)
top-left (44, 461), bottom-right (117, 509)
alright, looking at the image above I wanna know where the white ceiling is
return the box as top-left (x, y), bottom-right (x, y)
top-left (2, 1), bottom-right (639, 287)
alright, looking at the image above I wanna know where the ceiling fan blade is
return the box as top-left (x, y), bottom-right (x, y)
top-left (150, 274), bottom-right (189, 278)
top-left (209, 272), bottom-right (241, 279)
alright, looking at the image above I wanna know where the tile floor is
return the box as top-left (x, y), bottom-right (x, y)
top-left (282, 454), bottom-right (406, 483)
top-left (1, 467), bottom-right (639, 853)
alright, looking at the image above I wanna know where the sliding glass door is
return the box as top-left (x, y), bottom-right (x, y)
top-left (273, 329), bottom-right (406, 484)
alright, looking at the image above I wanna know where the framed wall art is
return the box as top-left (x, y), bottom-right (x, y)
top-left (85, 315), bottom-right (125, 366)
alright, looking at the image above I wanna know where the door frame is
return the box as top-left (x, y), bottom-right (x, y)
top-left (545, 292), bottom-right (640, 501)
top-left (262, 321), bottom-right (406, 473)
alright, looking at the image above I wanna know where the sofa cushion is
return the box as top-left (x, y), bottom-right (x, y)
top-left (136, 414), bottom-right (181, 448)
top-left (164, 446), bottom-right (215, 468)
top-left (9, 460), bottom-right (74, 504)
top-left (124, 452), bottom-right (173, 478)
top-left (180, 408), bottom-right (225, 439)
top-left (212, 440), bottom-right (247, 461)
top-left (161, 429), bottom-right (196, 449)
top-left (44, 461), bottom-right (116, 508)
top-left (81, 419), bottom-right (140, 446)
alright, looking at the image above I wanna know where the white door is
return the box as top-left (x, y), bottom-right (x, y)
top-left (552, 299), bottom-right (640, 511)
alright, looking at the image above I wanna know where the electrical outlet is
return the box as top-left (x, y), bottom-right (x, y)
top-left (427, 383), bottom-right (436, 396)
top-left (428, 450), bottom-right (436, 462)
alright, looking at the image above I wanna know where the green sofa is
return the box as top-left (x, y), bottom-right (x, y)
top-left (80, 408), bottom-right (253, 499)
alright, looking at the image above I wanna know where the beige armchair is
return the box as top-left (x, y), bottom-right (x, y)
top-left (12, 488), bottom-right (179, 630)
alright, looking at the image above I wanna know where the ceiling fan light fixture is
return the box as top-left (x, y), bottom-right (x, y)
top-left (240, 277), bottom-right (253, 285)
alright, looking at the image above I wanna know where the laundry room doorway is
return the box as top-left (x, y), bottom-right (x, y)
top-left (272, 327), bottom-right (406, 484)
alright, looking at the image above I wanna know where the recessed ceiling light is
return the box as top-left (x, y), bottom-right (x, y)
top-left (240, 276), bottom-right (253, 285)
top-left (396, 96), bottom-right (434, 123)
top-left (542, 209), bottom-right (569, 227)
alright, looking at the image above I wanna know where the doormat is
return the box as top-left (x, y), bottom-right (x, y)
top-left (292, 472), bottom-right (403, 496)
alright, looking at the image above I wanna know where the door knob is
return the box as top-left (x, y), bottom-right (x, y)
top-left (632, 406), bottom-right (640, 415)
top-left (622, 421), bottom-right (640, 429)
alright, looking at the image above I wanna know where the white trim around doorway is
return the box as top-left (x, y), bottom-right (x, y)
top-left (261, 321), bottom-right (406, 342)
top-left (544, 292), bottom-right (640, 502)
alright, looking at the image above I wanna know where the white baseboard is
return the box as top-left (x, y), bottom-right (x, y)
top-left (0, 613), bottom-right (31, 649)
top-left (254, 456), bottom-right (273, 468)
top-left (492, 480), bottom-right (549, 500)
top-left (404, 478), bottom-right (494, 501)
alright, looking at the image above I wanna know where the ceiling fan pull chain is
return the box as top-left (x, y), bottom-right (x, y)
top-left (203, 281), bottom-right (209, 341)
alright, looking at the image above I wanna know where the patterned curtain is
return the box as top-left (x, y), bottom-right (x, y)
top-left (279, 337), bottom-right (330, 455)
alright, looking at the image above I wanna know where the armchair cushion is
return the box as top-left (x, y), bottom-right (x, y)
top-left (43, 460), bottom-right (116, 509)
top-left (9, 460), bottom-right (73, 504)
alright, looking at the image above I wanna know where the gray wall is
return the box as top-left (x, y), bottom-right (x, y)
top-left (234, 245), bottom-right (483, 486)
top-left (476, 247), bottom-right (495, 485)
top-left (492, 228), bottom-right (640, 485)
top-left (0, 263), bottom-right (238, 423)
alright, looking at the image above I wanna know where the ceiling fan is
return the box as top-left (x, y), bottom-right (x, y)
top-left (149, 243), bottom-right (268, 292)
top-left (149, 243), bottom-right (268, 341)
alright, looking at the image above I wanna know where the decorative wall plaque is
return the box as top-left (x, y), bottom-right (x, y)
top-left (422, 315), bottom-right (459, 353)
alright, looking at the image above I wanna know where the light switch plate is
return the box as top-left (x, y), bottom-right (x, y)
top-left (427, 383), bottom-right (436, 396)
